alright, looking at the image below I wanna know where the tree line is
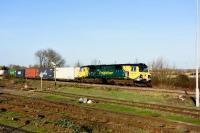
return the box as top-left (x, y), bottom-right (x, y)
top-left (1, 48), bottom-right (181, 70)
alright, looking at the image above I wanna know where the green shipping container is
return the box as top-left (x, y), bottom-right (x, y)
top-left (9, 69), bottom-right (16, 76)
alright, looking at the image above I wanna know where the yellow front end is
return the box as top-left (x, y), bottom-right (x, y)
top-left (122, 65), bottom-right (151, 82)
top-left (78, 67), bottom-right (89, 78)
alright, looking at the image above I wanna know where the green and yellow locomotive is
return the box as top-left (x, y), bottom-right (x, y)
top-left (78, 63), bottom-right (151, 86)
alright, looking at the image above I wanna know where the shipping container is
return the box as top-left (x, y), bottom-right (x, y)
top-left (16, 69), bottom-right (25, 78)
top-left (0, 70), bottom-right (5, 76)
top-left (4, 70), bottom-right (8, 75)
top-left (55, 67), bottom-right (80, 80)
top-left (25, 68), bottom-right (39, 78)
top-left (2, 70), bottom-right (8, 76)
top-left (0, 67), bottom-right (8, 76)
top-left (8, 69), bottom-right (16, 76)
top-left (74, 67), bottom-right (80, 78)
top-left (39, 68), bottom-right (54, 79)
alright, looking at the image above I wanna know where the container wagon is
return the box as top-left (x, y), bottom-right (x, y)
top-left (39, 68), bottom-right (54, 79)
top-left (0, 70), bottom-right (5, 76)
top-left (2, 63), bottom-right (151, 87)
top-left (55, 67), bottom-right (80, 80)
top-left (25, 68), bottom-right (39, 79)
top-left (16, 69), bottom-right (25, 78)
top-left (8, 69), bottom-right (16, 76)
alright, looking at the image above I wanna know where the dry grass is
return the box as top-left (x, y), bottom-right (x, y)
top-left (151, 70), bottom-right (197, 90)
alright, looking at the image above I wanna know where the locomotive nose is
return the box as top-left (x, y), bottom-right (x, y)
top-left (148, 75), bottom-right (151, 81)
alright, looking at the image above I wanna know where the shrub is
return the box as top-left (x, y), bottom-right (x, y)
top-left (174, 75), bottom-right (190, 89)
top-left (151, 69), bottom-right (175, 87)
top-left (56, 119), bottom-right (80, 133)
top-left (15, 78), bottom-right (26, 84)
top-left (152, 71), bottom-right (199, 90)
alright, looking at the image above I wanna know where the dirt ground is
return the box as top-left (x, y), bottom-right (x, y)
top-left (0, 124), bottom-right (32, 133)
top-left (1, 79), bottom-right (200, 133)
top-left (1, 91), bottom-right (200, 133)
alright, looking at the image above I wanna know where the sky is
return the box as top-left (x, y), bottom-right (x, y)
top-left (0, 0), bottom-right (197, 68)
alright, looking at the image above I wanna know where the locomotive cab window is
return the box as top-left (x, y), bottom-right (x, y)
top-left (131, 67), bottom-right (137, 72)
top-left (139, 66), bottom-right (148, 72)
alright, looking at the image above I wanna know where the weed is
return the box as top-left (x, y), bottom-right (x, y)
top-left (0, 100), bottom-right (5, 103)
top-left (15, 78), bottom-right (26, 84)
top-left (56, 119), bottom-right (80, 133)
top-left (0, 108), bottom-right (7, 113)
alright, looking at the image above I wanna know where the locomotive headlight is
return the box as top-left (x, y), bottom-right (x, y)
top-left (135, 75), bottom-right (143, 81)
top-left (148, 75), bottom-right (151, 80)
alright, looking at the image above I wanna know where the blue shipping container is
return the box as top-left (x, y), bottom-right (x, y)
top-left (4, 70), bottom-right (8, 75)
top-left (39, 68), bottom-right (54, 79)
top-left (16, 69), bottom-right (25, 78)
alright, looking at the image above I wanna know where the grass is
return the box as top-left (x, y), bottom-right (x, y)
top-left (166, 115), bottom-right (200, 125)
top-left (56, 119), bottom-right (80, 133)
top-left (1, 90), bottom-right (199, 132)
top-left (36, 92), bottom-right (200, 126)
top-left (94, 103), bottom-right (160, 116)
top-left (43, 94), bottom-right (74, 103)
top-left (56, 86), bottom-right (195, 108)
top-left (0, 111), bottom-right (53, 133)
top-left (1, 79), bottom-right (199, 131)
top-left (44, 94), bottom-right (70, 101)
top-left (7, 79), bottom-right (196, 107)
top-left (92, 103), bottom-right (200, 126)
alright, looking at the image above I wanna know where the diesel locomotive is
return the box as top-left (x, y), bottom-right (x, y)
top-left (78, 63), bottom-right (151, 86)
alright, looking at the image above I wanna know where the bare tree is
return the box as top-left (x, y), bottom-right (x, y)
top-left (29, 64), bottom-right (40, 68)
top-left (91, 59), bottom-right (101, 65)
top-left (150, 57), bottom-right (169, 71)
top-left (134, 57), bottom-right (138, 64)
top-left (9, 64), bottom-right (26, 69)
top-left (149, 57), bottom-right (176, 87)
top-left (75, 60), bottom-right (82, 67)
top-left (35, 48), bottom-right (65, 68)
top-left (35, 50), bottom-right (46, 67)
top-left (0, 66), bottom-right (8, 70)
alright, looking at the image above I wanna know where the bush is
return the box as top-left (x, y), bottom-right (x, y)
top-left (151, 69), bottom-right (175, 87)
top-left (174, 75), bottom-right (190, 89)
top-left (152, 71), bottom-right (199, 90)
top-left (15, 78), bottom-right (26, 84)
top-left (56, 119), bottom-right (80, 133)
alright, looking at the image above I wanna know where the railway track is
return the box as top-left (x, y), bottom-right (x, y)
top-left (0, 124), bottom-right (32, 133)
top-left (37, 90), bottom-right (200, 118)
top-left (1, 78), bottom-right (195, 96)
top-left (48, 80), bottom-right (196, 96)
top-left (22, 79), bottom-right (195, 96)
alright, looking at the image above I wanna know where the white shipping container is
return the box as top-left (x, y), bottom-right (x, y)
top-left (55, 67), bottom-right (80, 80)
top-left (0, 70), bottom-right (4, 76)
top-left (74, 67), bottom-right (80, 78)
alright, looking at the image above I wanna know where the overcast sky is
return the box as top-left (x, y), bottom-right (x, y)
top-left (0, 0), bottom-right (197, 68)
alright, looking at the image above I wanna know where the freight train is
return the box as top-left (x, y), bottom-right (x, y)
top-left (0, 63), bottom-right (151, 87)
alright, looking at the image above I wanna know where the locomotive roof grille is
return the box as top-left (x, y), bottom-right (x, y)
top-left (81, 63), bottom-right (148, 68)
